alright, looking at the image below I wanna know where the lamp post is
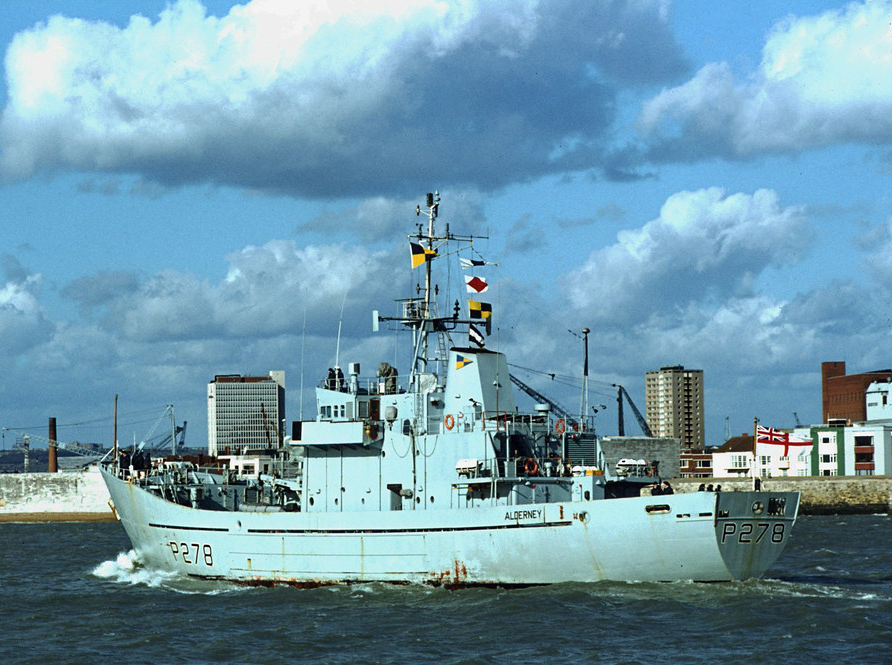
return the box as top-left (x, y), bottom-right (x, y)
top-left (580, 328), bottom-right (590, 427)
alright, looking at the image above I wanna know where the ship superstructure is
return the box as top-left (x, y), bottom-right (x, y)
top-left (100, 193), bottom-right (799, 585)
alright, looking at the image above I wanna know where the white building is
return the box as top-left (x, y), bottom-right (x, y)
top-left (208, 371), bottom-right (285, 456)
top-left (866, 379), bottom-right (892, 420)
top-left (711, 380), bottom-right (892, 478)
top-left (806, 422), bottom-right (891, 476)
top-left (711, 434), bottom-right (754, 478)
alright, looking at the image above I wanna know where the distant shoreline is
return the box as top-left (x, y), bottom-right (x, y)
top-left (0, 511), bottom-right (116, 523)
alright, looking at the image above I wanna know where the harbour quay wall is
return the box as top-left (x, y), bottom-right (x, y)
top-left (670, 476), bottom-right (892, 515)
top-left (0, 470), bottom-right (114, 522)
top-left (600, 436), bottom-right (680, 479)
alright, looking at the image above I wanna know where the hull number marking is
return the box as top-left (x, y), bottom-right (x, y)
top-left (169, 541), bottom-right (214, 566)
top-left (720, 522), bottom-right (785, 544)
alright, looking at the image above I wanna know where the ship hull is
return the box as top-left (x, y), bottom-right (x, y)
top-left (102, 468), bottom-right (798, 585)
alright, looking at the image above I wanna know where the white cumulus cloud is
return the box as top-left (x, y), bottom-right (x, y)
top-left (63, 238), bottom-right (401, 343)
top-left (0, 0), bottom-right (686, 195)
top-left (564, 188), bottom-right (810, 322)
top-left (639, 0), bottom-right (892, 160)
top-left (0, 270), bottom-right (53, 355)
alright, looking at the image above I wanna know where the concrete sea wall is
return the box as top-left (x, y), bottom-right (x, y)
top-left (0, 469), bottom-right (114, 522)
top-left (670, 476), bottom-right (892, 515)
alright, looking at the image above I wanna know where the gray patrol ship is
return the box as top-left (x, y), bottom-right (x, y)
top-left (100, 193), bottom-right (800, 586)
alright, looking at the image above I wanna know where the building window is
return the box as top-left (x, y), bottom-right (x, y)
top-left (731, 454), bottom-right (748, 469)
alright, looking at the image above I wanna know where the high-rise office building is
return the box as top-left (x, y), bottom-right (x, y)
top-left (645, 365), bottom-right (704, 448)
top-left (208, 371), bottom-right (285, 456)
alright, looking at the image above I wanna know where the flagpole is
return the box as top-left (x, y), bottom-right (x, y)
top-left (752, 417), bottom-right (758, 491)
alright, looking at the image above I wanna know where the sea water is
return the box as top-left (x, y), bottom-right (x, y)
top-left (0, 515), bottom-right (889, 664)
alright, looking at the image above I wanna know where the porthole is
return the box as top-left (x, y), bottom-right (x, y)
top-left (309, 497), bottom-right (315, 506)
top-left (430, 496), bottom-right (435, 504)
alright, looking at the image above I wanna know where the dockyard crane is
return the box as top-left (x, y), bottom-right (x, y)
top-left (613, 384), bottom-right (654, 437)
top-left (1, 428), bottom-right (106, 457)
top-left (508, 374), bottom-right (578, 428)
top-left (143, 421), bottom-right (187, 453)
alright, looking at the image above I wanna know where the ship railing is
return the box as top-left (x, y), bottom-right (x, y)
top-left (481, 411), bottom-right (551, 434)
top-left (316, 375), bottom-right (409, 395)
top-left (401, 298), bottom-right (431, 320)
top-left (502, 455), bottom-right (573, 478)
top-left (455, 455), bottom-right (575, 481)
top-left (614, 459), bottom-right (658, 479)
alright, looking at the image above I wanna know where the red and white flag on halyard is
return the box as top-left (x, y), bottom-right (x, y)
top-left (464, 275), bottom-right (489, 293)
top-left (756, 425), bottom-right (813, 457)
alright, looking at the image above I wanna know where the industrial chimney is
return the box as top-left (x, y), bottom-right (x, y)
top-left (48, 417), bottom-right (58, 473)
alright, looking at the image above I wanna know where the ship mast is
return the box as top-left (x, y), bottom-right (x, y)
top-left (419, 191), bottom-right (439, 376)
top-left (373, 191), bottom-right (487, 389)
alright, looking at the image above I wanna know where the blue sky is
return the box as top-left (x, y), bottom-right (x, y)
top-left (2, 0), bottom-right (890, 449)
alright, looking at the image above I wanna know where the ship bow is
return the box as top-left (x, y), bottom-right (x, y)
top-left (714, 491), bottom-right (800, 580)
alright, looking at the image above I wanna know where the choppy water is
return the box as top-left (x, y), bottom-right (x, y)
top-left (0, 515), bottom-right (890, 664)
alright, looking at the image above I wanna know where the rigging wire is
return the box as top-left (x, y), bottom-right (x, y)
top-left (4, 406), bottom-right (175, 436)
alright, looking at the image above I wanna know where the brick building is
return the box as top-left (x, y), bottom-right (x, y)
top-left (679, 448), bottom-right (714, 478)
top-left (821, 362), bottom-right (892, 424)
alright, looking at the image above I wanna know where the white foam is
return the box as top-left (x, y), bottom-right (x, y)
top-left (92, 550), bottom-right (178, 588)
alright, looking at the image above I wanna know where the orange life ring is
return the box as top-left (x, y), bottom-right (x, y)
top-left (524, 458), bottom-right (539, 476)
top-left (444, 414), bottom-right (455, 430)
top-left (555, 418), bottom-right (566, 434)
